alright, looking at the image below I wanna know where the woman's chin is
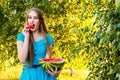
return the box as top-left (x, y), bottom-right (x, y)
top-left (30, 29), bottom-right (39, 32)
top-left (30, 29), bottom-right (35, 32)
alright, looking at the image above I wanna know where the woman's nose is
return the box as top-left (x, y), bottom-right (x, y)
top-left (31, 18), bottom-right (34, 22)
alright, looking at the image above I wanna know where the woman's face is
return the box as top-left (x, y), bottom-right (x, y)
top-left (27, 11), bottom-right (40, 31)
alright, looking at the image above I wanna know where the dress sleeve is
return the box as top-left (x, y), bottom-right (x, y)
top-left (17, 32), bottom-right (24, 42)
top-left (46, 34), bottom-right (54, 46)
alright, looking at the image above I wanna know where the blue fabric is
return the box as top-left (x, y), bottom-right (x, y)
top-left (17, 32), bottom-right (24, 42)
top-left (46, 34), bottom-right (54, 45)
top-left (17, 32), bottom-right (56, 80)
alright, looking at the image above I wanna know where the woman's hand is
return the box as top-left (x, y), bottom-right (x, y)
top-left (22, 26), bottom-right (30, 38)
top-left (46, 67), bottom-right (62, 78)
top-left (17, 26), bottom-right (30, 63)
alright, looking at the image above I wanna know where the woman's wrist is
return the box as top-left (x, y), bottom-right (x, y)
top-left (25, 35), bottom-right (29, 39)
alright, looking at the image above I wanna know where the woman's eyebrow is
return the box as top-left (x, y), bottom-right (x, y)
top-left (34, 15), bottom-right (38, 17)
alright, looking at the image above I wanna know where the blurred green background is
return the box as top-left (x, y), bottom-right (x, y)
top-left (0, 0), bottom-right (120, 80)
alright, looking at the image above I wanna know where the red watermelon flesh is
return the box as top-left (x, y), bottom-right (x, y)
top-left (42, 58), bottom-right (63, 63)
top-left (39, 58), bottom-right (65, 70)
top-left (26, 23), bottom-right (35, 29)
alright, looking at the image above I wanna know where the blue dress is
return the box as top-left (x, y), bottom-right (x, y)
top-left (17, 32), bottom-right (56, 80)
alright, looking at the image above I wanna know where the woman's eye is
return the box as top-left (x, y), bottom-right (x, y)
top-left (34, 17), bottom-right (38, 19)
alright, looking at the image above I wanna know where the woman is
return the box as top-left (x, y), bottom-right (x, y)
top-left (17, 8), bottom-right (60, 80)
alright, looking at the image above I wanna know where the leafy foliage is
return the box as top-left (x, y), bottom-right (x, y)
top-left (86, 0), bottom-right (120, 79)
top-left (1, 0), bottom-right (120, 80)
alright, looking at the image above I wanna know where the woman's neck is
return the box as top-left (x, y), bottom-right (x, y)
top-left (32, 30), bottom-right (39, 35)
top-left (32, 30), bottom-right (42, 42)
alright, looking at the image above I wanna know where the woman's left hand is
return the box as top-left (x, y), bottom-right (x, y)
top-left (46, 67), bottom-right (62, 78)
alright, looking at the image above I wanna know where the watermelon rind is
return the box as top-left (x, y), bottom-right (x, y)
top-left (39, 58), bottom-right (65, 70)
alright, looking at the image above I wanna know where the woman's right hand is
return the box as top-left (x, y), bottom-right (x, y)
top-left (17, 26), bottom-right (30, 63)
top-left (22, 26), bottom-right (30, 38)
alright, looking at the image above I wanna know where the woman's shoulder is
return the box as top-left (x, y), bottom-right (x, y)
top-left (45, 33), bottom-right (54, 45)
top-left (45, 33), bottom-right (54, 40)
top-left (17, 32), bottom-right (24, 42)
top-left (46, 33), bottom-right (52, 37)
top-left (17, 32), bottom-right (24, 36)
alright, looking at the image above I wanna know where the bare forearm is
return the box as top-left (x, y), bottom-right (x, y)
top-left (18, 37), bottom-right (29, 63)
top-left (45, 46), bottom-right (52, 58)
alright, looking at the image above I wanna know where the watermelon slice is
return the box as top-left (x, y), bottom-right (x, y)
top-left (26, 23), bottom-right (35, 29)
top-left (39, 58), bottom-right (65, 70)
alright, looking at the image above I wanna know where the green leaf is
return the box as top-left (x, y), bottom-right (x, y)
top-left (93, 0), bottom-right (99, 3)
top-left (115, 0), bottom-right (120, 14)
top-left (117, 41), bottom-right (120, 49)
top-left (116, 23), bottom-right (120, 30)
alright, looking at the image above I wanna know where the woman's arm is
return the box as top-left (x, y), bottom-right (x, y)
top-left (45, 45), bottom-right (62, 78)
top-left (45, 45), bottom-right (52, 58)
top-left (45, 34), bottom-right (54, 58)
top-left (17, 31), bottom-right (29, 63)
